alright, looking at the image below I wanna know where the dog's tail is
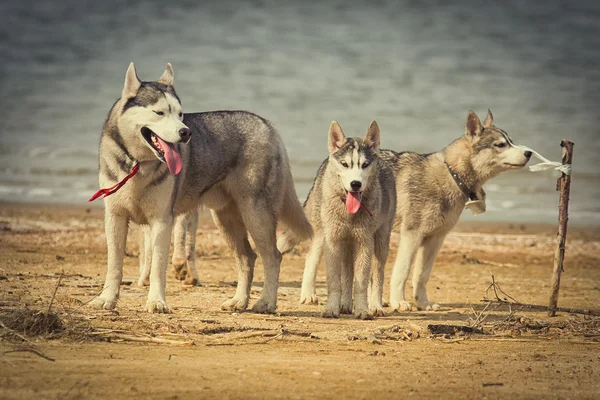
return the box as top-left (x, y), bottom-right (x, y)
top-left (277, 174), bottom-right (312, 254)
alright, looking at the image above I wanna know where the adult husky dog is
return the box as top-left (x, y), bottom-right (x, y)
top-left (280, 121), bottom-right (396, 319)
top-left (91, 63), bottom-right (311, 313)
top-left (283, 110), bottom-right (531, 313)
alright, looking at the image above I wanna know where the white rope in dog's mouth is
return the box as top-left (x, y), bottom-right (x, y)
top-left (511, 144), bottom-right (572, 175)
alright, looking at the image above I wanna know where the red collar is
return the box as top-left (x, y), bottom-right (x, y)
top-left (88, 163), bottom-right (140, 202)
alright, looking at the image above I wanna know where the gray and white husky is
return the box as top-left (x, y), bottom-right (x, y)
top-left (279, 121), bottom-right (397, 319)
top-left (383, 110), bottom-right (531, 311)
top-left (91, 63), bottom-right (311, 313)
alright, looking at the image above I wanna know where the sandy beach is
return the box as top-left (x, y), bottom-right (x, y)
top-left (1, 202), bottom-right (599, 399)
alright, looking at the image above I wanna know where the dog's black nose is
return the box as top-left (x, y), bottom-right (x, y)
top-left (524, 150), bottom-right (532, 158)
top-left (179, 127), bottom-right (191, 142)
top-left (350, 181), bottom-right (362, 191)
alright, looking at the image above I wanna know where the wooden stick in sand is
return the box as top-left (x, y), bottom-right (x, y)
top-left (548, 140), bottom-right (574, 317)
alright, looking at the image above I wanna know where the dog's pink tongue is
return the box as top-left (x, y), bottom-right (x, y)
top-left (346, 192), bottom-right (361, 214)
top-left (155, 136), bottom-right (182, 175)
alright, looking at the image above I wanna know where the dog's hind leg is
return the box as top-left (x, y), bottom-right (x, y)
top-left (172, 213), bottom-right (189, 281)
top-left (369, 227), bottom-right (391, 317)
top-left (91, 213), bottom-right (129, 310)
top-left (412, 234), bottom-right (445, 311)
top-left (239, 201), bottom-right (281, 314)
top-left (300, 235), bottom-right (323, 304)
top-left (389, 229), bottom-right (422, 312)
top-left (213, 203), bottom-right (256, 312)
top-left (183, 208), bottom-right (200, 286)
top-left (340, 242), bottom-right (354, 314)
top-left (322, 239), bottom-right (344, 318)
top-left (137, 226), bottom-right (151, 287)
top-left (146, 218), bottom-right (174, 313)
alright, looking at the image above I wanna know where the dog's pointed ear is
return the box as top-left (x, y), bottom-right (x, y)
top-left (465, 110), bottom-right (483, 139)
top-left (158, 63), bottom-right (174, 86)
top-left (364, 120), bottom-right (380, 153)
top-left (483, 108), bottom-right (494, 128)
top-left (122, 62), bottom-right (141, 100)
top-left (328, 121), bottom-right (346, 154)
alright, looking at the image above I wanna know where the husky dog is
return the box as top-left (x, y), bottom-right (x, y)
top-left (91, 63), bottom-right (311, 313)
top-left (138, 208), bottom-right (200, 287)
top-left (382, 109), bottom-right (532, 311)
top-left (280, 121), bottom-right (396, 319)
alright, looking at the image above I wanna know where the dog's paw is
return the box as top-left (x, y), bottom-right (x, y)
top-left (137, 277), bottom-right (150, 287)
top-left (221, 297), bottom-right (249, 312)
top-left (172, 260), bottom-right (187, 281)
top-left (395, 301), bottom-right (412, 312)
top-left (417, 302), bottom-right (441, 311)
top-left (89, 297), bottom-right (117, 310)
top-left (370, 307), bottom-right (385, 317)
top-left (340, 304), bottom-right (353, 314)
top-left (145, 299), bottom-right (169, 313)
top-left (355, 310), bottom-right (374, 320)
top-left (299, 293), bottom-right (319, 305)
top-left (182, 276), bottom-right (201, 287)
top-left (321, 308), bottom-right (340, 319)
top-left (251, 298), bottom-right (277, 314)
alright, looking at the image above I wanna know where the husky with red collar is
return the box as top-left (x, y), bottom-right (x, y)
top-left (91, 63), bottom-right (311, 313)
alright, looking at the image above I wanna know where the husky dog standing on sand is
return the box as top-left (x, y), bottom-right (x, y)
top-left (286, 110), bottom-right (532, 313)
top-left (382, 110), bottom-right (531, 311)
top-left (279, 121), bottom-right (396, 319)
top-left (91, 63), bottom-right (311, 313)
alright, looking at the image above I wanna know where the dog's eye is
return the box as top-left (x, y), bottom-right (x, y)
top-left (154, 111), bottom-right (165, 116)
top-left (340, 161), bottom-right (349, 168)
top-left (495, 142), bottom-right (506, 148)
top-left (362, 162), bottom-right (370, 169)
top-left (178, 112), bottom-right (183, 117)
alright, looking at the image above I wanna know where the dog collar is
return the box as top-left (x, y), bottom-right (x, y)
top-left (339, 196), bottom-right (373, 216)
top-left (444, 161), bottom-right (477, 201)
top-left (88, 163), bottom-right (140, 202)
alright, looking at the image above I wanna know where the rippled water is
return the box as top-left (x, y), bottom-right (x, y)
top-left (0, 0), bottom-right (599, 224)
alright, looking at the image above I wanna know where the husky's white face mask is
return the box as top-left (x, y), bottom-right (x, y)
top-left (118, 63), bottom-right (191, 175)
top-left (328, 120), bottom-right (380, 214)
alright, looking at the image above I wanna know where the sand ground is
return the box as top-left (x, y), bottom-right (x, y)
top-left (1, 203), bottom-right (599, 399)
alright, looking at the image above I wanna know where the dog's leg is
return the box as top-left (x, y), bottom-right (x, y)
top-left (171, 213), bottom-right (188, 281)
top-left (213, 204), bottom-right (256, 312)
top-left (239, 201), bottom-right (281, 314)
top-left (183, 208), bottom-right (200, 286)
top-left (340, 242), bottom-right (354, 314)
top-left (413, 234), bottom-right (445, 311)
top-left (322, 239), bottom-right (343, 318)
top-left (300, 235), bottom-right (323, 305)
top-left (369, 227), bottom-right (391, 317)
top-left (145, 218), bottom-right (174, 313)
top-left (389, 229), bottom-right (422, 312)
top-left (137, 226), bottom-right (151, 287)
top-left (91, 212), bottom-right (128, 310)
top-left (353, 239), bottom-right (374, 320)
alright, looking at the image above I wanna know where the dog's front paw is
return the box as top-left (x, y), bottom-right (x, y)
top-left (251, 298), bottom-right (277, 314)
top-left (321, 308), bottom-right (340, 319)
top-left (183, 276), bottom-right (201, 287)
top-left (355, 310), bottom-right (374, 320)
top-left (221, 297), bottom-right (249, 312)
top-left (90, 297), bottom-right (118, 310)
top-left (417, 302), bottom-right (441, 311)
top-left (299, 293), bottom-right (319, 305)
top-left (172, 260), bottom-right (187, 281)
top-left (397, 301), bottom-right (413, 312)
top-left (340, 304), bottom-right (353, 314)
top-left (145, 300), bottom-right (169, 313)
top-left (370, 307), bottom-right (385, 317)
